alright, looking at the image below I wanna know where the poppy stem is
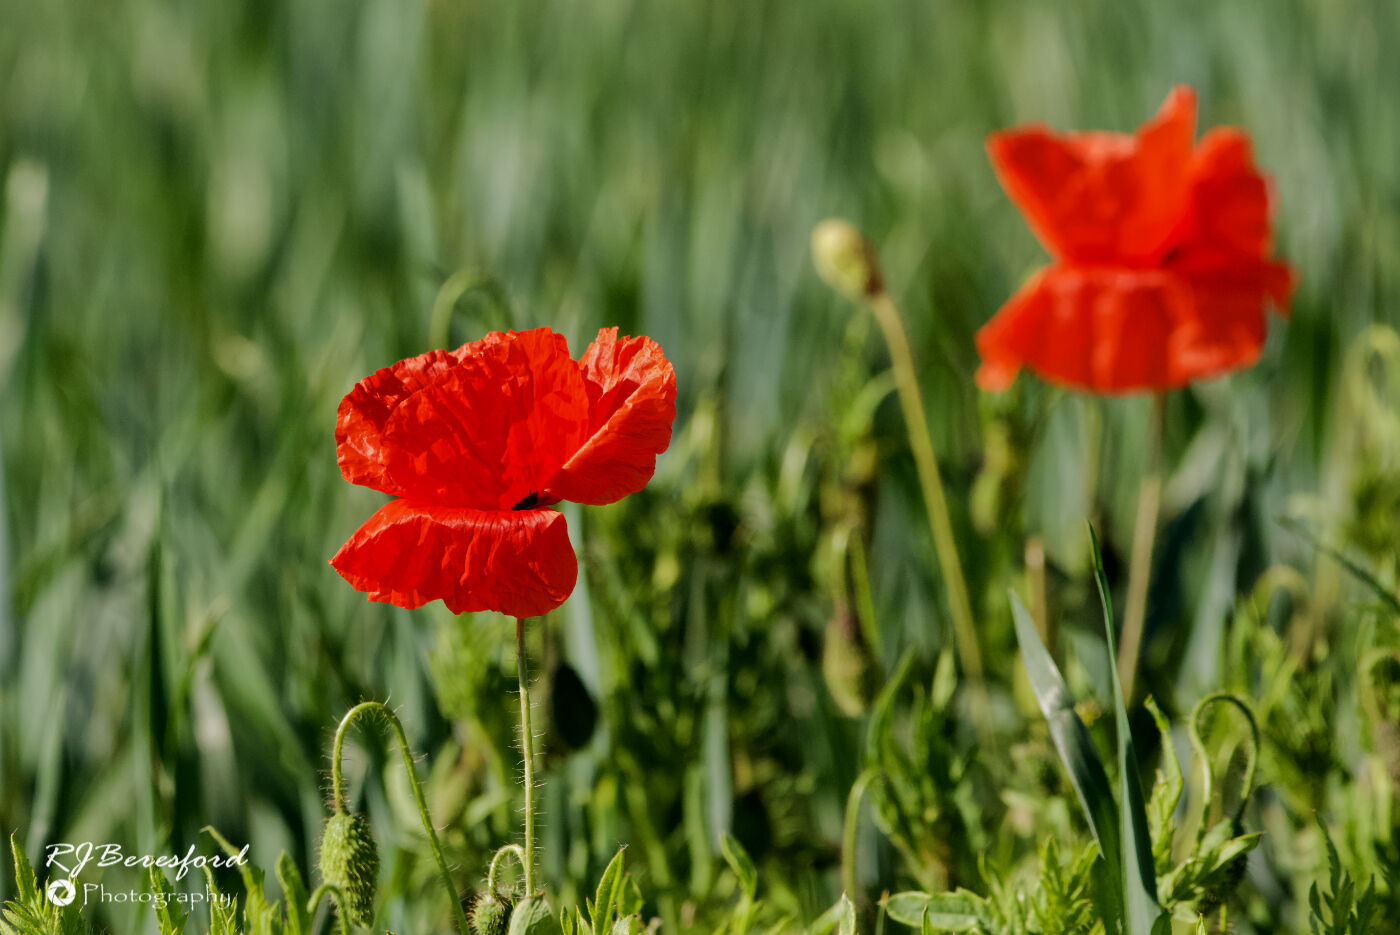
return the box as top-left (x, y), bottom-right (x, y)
top-left (306, 883), bottom-right (353, 935)
top-left (867, 292), bottom-right (985, 691)
top-left (1118, 393), bottom-right (1165, 700)
top-left (330, 701), bottom-right (469, 935)
top-left (515, 617), bottom-right (538, 896)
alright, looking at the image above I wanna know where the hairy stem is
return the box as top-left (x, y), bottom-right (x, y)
top-left (330, 701), bottom-right (469, 935)
top-left (515, 618), bottom-right (538, 896)
top-left (1118, 393), bottom-right (1165, 700)
top-left (487, 844), bottom-right (528, 900)
top-left (307, 883), bottom-right (353, 935)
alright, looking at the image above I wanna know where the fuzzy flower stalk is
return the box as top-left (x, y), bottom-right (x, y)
top-left (330, 326), bottom-right (677, 902)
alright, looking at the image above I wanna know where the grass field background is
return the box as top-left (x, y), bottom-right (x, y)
top-left (2, 1), bottom-right (1399, 932)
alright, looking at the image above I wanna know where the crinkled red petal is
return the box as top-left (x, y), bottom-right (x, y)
top-left (1168, 260), bottom-right (1293, 379)
top-left (987, 86), bottom-right (1196, 264)
top-left (975, 264), bottom-right (1278, 394)
top-left (382, 327), bottom-right (589, 510)
top-left (545, 327), bottom-right (678, 505)
top-left (338, 329), bottom-right (591, 511)
top-left (336, 348), bottom-right (463, 496)
top-left (330, 500), bottom-right (578, 618)
top-left (1169, 128), bottom-right (1295, 298)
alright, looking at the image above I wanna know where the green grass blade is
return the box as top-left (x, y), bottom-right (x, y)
top-left (1008, 590), bottom-right (1123, 916)
top-left (1279, 517), bottom-right (1400, 615)
top-left (1087, 526), bottom-right (1165, 935)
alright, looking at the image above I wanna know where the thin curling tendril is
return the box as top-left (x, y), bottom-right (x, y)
top-left (1188, 693), bottom-right (1260, 847)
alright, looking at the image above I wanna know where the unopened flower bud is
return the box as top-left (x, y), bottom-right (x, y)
top-left (811, 219), bottom-right (883, 302)
top-left (319, 810), bottom-right (379, 926)
top-left (470, 891), bottom-right (514, 935)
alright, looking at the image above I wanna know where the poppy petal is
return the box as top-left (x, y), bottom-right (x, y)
top-left (336, 348), bottom-right (462, 496)
top-left (546, 328), bottom-right (678, 505)
top-left (381, 329), bottom-right (591, 510)
top-left (976, 266), bottom-right (1198, 393)
top-left (330, 499), bottom-right (578, 618)
top-left (1169, 260), bottom-right (1293, 378)
top-left (1172, 127), bottom-right (1293, 278)
top-left (987, 86), bottom-right (1196, 264)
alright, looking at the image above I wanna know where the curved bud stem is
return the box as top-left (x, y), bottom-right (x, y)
top-left (487, 844), bottom-right (528, 900)
top-left (1188, 692), bottom-right (1261, 845)
top-left (330, 701), bottom-right (470, 935)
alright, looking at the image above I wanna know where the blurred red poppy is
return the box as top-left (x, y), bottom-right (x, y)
top-left (977, 86), bottom-right (1294, 393)
top-left (331, 327), bottom-right (676, 618)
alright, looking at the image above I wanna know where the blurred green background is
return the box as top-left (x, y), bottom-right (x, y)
top-left (2, 0), bottom-right (1399, 932)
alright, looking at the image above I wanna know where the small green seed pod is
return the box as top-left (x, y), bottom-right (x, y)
top-left (319, 810), bottom-right (380, 927)
top-left (470, 892), bottom-right (514, 935)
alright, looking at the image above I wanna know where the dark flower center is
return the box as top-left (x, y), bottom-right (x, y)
top-left (512, 491), bottom-right (540, 511)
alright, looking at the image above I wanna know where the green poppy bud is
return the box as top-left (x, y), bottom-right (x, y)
top-left (470, 891), bottom-right (514, 935)
top-left (811, 219), bottom-right (883, 302)
top-left (319, 810), bottom-right (379, 927)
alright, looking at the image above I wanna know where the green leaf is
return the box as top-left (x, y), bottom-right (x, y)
top-left (864, 651), bottom-right (916, 767)
top-left (881, 891), bottom-right (988, 931)
top-left (1087, 526), bottom-right (1165, 935)
top-left (9, 836), bottom-right (36, 906)
top-left (275, 851), bottom-right (310, 935)
top-left (202, 864), bottom-right (238, 935)
top-left (1279, 517), bottom-right (1400, 616)
top-left (1143, 697), bottom-right (1182, 878)
top-left (719, 832), bottom-right (757, 901)
top-left (1008, 592), bottom-right (1120, 866)
top-left (1158, 832), bottom-right (1261, 904)
top-left (205, 825), bottom-right (267, 914)
top-left (808, 894), bottom-right (857, 935)
top-left (509, 896), bottom-right (561, 935)
top-left (590, 847), bottom-right (628, 935)
top-left (149, 867), bottom-right (189, 935)
top-left (618, 877), bottom-right (644, 919)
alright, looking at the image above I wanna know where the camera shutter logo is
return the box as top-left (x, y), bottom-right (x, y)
top-left (46, 878), bottom-right (77, 907)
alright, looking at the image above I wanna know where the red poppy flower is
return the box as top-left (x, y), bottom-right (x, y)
top-left (331, 327), bottom-right (677, 619)
top-left (976, 86), bottom-right (1294, 393)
